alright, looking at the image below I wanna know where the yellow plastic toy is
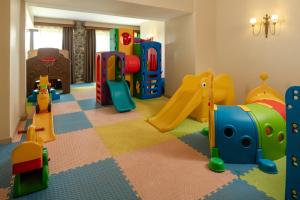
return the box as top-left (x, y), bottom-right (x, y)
top-left (12, 125), bottom-right (44, 167)
top-left (190, 73), bottom-right (235, 122)
top-left (38, 75), bottom-right (51, 89)
top-left (25, 125), bottom-right (44, 145)
top-left (245, 72), bottom-right (284, 104)
top-left (30, 75), bottom-right (56, 143)
top-left (36, 76), bottom-right (51, 113)
top-left (11, 124), bottom-right (50, 197)
top-left (148, 71), bottom-right (235, 132)
top-left (36, 87), bottom-right (51, 113)
top-left (32, 111), bottom-right (56, 142)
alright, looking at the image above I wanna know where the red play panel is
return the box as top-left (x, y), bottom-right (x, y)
top-left (39, 57), bottom-right (56, 62)
top-left (255, 99), bottom-right (286, 120)
top-left (13, 158), bottom-right (42, 175)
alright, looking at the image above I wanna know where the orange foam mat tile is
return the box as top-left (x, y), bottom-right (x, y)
top-left (0, 188), bottom-right (9, 200)
top-left (52, 101), bottom-right (82, 116)
top-left (85, 107), bottom-right (142, 127)
top-left (116, 139), bottom-right (237, 200)
top-left (45, 128), bottom-right (111, 174)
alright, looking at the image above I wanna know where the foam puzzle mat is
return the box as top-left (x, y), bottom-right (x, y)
top-left (0, 83), bottom-right (285, 200)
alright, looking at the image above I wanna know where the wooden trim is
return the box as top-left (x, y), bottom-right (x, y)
top-left (34, 22), bottom-right (140, 32)
top-left (85, 26), bottom-right (140, 32)
top-left (34, 22), bottom-right (74, 27)
top-left (84, 26), bottom-right (112, 31)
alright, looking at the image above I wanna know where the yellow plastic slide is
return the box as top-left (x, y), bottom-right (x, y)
top-left (148, 71), bottom-right (235, 132)
top-left (148, 72), bottom-right (213, 132)
top-left (32, 112), bottom-right (56, 142)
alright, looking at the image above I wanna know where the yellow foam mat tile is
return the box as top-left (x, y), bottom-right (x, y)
top-left (168, 119), bottom-right (207, 138)
top-left (95, 119), bottom-right (176, 156)
top-left (134, 97), bottom-right (169, 118)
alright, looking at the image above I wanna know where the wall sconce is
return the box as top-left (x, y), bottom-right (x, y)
top-left (249, 14), bottom-right (279, 38)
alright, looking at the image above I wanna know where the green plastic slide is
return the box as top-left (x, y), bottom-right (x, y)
top-left (106, 80), bottom-right (136, 112)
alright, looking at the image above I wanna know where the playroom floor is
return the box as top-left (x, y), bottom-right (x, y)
top-left (0, 83), bottom-right (286, 200)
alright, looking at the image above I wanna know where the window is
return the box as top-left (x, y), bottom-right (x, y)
top-left (33, 26), bottom-right (63, 49)
top-left (96, 30), bottom-right (110, 52)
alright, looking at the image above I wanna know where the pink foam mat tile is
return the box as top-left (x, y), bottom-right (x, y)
top-left (72, 90), bottom-right (96, 100)
top-left (116, 140), bottom-right (237, 200)
top-left (45, 128), bottom-right (111, 174)
top-left (0, 188), bottom-right (9, 200)
top-left (85, 107), bottom-right (142, 127)
top-left (52, 101), bottom-right (82, 116)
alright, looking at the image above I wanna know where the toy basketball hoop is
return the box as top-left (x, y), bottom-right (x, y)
top-left (40, 57), bottom-right (56, 70)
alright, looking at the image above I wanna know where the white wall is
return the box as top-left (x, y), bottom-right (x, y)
top-left (216, 0), bottom-right (300, 102)
top-left (20, 0), bottom-right (26, 123)
top-left (0, 0), bottom-right (25, 142)
top-left (140, 20), bottom-right (165, 76)
top-left (0, 0), bottom-right (11, 141)
top-left (164, 0), bottom-right (300, 102)
top-left (10, 0), bottom-right (22, 139)
top-left (26, 3), bottom-right (34, 28)
top-left (194, 0), bottom-right (216, 73)
top-left (164, 0), bottom-right (216, 96)
top-left (165, 14), bottom-right (196, 96)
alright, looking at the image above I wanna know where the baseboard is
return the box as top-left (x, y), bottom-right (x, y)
top-left (0, 137), bottom-right (12, 144)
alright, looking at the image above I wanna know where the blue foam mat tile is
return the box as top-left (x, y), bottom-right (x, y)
top-left (13, 158), bottom-right (139, 200)
top-left (54, 112), bottom-right (93, 134)
top-left (0, 143), bottom-right (18, 188)
top-left (225, 163), bottom-right (257, 176)
top-left (53, 94), bottom-right (75, 104)
top-left (204, 179), bottom-right (274, 200)
top-left (179, 132), bottom-right (210, 157)
top-left (77, 98), bottom-right (103, 111)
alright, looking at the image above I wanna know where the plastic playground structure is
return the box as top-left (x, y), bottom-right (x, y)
top-left (149, 71), bottom-right (286, 174)
top-left (12, 75), bottom-right (56, 197)
top-left (148, 71), bottom-right (235, 132)
top-left (96, 28), bottom-right (163, 113)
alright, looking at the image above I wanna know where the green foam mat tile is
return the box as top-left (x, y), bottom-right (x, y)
top-left (240, 157), bottom-right (286, 200)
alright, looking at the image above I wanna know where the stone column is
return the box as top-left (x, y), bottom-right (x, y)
top-left (73, 21), bottom-right (86, 83)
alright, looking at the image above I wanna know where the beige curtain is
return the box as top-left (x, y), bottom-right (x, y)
top-left (85, 29), bottom-right (96, 82)
top-left (62, 27), bottom-right (74, 83)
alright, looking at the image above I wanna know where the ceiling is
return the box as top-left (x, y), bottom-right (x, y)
top-left (29, 6), bottom-right (148, 26)
top-left (26, 0), bottom-right (191, 21)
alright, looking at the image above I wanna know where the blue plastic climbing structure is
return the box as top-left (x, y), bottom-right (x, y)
top-left (133, 41), bottom-right (163, 99)
top-left (285, 86), bottom-right (300, 200)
